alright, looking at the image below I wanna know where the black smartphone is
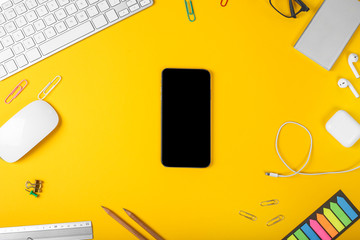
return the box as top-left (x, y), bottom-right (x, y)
top-left (161, 68), bottom-right (211, 168)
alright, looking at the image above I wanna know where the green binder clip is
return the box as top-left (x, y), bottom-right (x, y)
top-left (185, 0), bottom-right (196, 22)
top-left (25, 189), bottom-right (39, 197)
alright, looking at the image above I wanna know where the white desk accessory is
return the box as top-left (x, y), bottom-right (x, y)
top-left (348, 54), bottom-right (360, 78)
top-left (0, 221), bottom-right (93, 240)
top-left (326, 110), bottom-right (360, 147)
top-left (0, 0), bottom-right (153, 82)
top-left (266, 121), bottom-right (360, 177)
top-left (294, 0), bottom-right (360, 70)
top-left (338, 78), bottom-right (359, 98)
top-left (0, 76), bottom-right (61, 163)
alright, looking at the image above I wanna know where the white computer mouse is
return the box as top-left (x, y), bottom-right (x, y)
top-left (0, 100), bottom-right (59, 163)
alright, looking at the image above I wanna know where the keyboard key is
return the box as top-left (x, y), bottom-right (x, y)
top-left (66, 4), bottom-right (77, 15)
top-left (139, 0), bottom-right (150, 6)
top-left (119, 8), bottom-right (128, 17)
top-left (47, 0), bottom-right (59, 11)
top-left (36, 5), bottom-right (49, 17)
top-left (0, 49), bottom-right (14, 63)
top-left (126, 0), bottom-right (136, 6)
top-left (13, 30), bottom-right (25, 41)
top-left (15, 54), bottom-right (28, 67)
top-left (44, 14), bottom-right (56, 25)
top-left (23, 25), bottom-right (35, 36)
top-left (23, 37), bottom-right (35, 48)
top-left (2, 1), bottom-right (13, 9)
top-left (76, 11), bottom-right (88, 22)
top-left (108, 0), bottom-right (119, 6)
top-left (25, 0), bottom-right (38, 9)
top-left (129, 3), bottom-right (139, 11)
top-left (86, 6), bottom-right (98, 17)
top-left (4, 60), bottom-right (18, 72)
top-left (2, 36), bottom-right (14, 47)
top-left (54, 21), bottom-right (67, 32)
top-left (105, 9), bottom-right (118, 22)
top-left (34, 19), bottom-right (46, 30)
top-left (75, 0), bottom-right (87, 9)
top-left (44, 26), bottom-right (56, 38)
top-left (26, 11), bottom-right (38, 22)
top-left (34, 32), bottom-right (46, 43)
top-left (97, 1), bottom-right (109, 11)
top-left (92, 14), bottom-right (107, 28)
top-left (55, 8), bottom-right (66, 20)
top-left (0, 27), bottom-right (5, 37)
top-left (0, 14), bottom-right (5, 24)
top-left (13, 42), bottom-right (25, 54)
top-left (40, 21), bottom-right (94, 55)
top-left (4, 9), bottom-right (17, 20)
top-left (15, 16), bottom-right (27, 27)
top-left (26, 48), bottom-right (41, 62)
top-left (15, 3), bottom-right (27, 15)
top-left (4, 22), bottom-right (16, 33)
top-left (65, 16), bottom-right (77, 27)
top-left (58, 0), bottom-right (69, 6)
top-left (0, 65), bottom-right (7, 77)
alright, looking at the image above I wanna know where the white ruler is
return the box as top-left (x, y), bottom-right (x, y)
top-left (0, 221), bottom-right (93, 240)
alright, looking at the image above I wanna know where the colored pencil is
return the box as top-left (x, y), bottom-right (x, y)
top-left (124, 208), bottom-right (164, 240)
top-left (101, 206), bottom-right (147, 240)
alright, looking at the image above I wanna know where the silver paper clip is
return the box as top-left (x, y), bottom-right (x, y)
top-left (38, 76), bottom-right (62, 100)
top-left (266, 215), bottom-right (284, 226)
top-left (185, 0), bottom-right (196, 22)
top-left (260, 199), bottom-right (279, 206)
top-left (239, 211), bottom-right (257, 221)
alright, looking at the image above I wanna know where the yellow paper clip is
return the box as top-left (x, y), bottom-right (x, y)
top-left (185, 0), bottom-right (196, 22)
top-left (5, 79), bottom-right (28, 104)
top-left (260, 199), bottom-right (279, 206)
top-left (220, 0), bottom-right (228, 7)
top-left (239, 211), bottom-right (257, 221)
top-left (266, 215), bottom-right (284, 226)
top-left (38, 76), bottom-right (62, 100)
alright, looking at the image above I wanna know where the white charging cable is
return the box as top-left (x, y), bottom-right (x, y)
top-left (266, 121), bottom-right (360, 177)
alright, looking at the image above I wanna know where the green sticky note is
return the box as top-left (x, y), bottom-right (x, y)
top-left (294, 229), bottom-right (309, 240)
top-left (331, 202), bottom-right (352, 227)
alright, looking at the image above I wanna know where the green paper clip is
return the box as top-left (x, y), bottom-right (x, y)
top-left (25, 189), bottom-right (39, 197)
top-left (185, 0), bottom-right (196, 22)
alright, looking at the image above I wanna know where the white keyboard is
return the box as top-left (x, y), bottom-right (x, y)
top-left (0, 0), bottom-right (153, 81)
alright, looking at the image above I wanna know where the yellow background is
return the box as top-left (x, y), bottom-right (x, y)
top-left (1, 0), bottom-right (360, 239)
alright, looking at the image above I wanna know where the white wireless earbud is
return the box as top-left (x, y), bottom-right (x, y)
top-left (348, 53), bottom-right (360, 78)
top-left (338, 78), bottom-right (359, 98)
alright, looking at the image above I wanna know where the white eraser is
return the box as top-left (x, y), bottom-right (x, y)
top-left (326, 110), bottom-right (360, 148)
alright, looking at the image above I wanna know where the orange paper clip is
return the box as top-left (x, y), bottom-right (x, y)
top-left (220, 0), bottom-right (228, 7)
top-left (5, 79), bottom-right (28, 104)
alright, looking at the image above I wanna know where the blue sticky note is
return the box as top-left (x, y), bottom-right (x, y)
top-left (337, 196), bottom-right (358, 221)
top-left (301, 223), bottom-right (320, 240)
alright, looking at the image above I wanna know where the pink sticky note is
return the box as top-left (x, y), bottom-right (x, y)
top-left (310, 219), bottom-right (331, 240)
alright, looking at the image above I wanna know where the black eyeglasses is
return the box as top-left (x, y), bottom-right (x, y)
top-left (269, 0), bottom-right (310, 18)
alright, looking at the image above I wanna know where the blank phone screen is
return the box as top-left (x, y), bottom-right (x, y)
top-left (161, 69), bottom-right (211, 168)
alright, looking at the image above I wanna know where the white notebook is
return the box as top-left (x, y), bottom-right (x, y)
top-left (295, 0), bottom-right (360, 70)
